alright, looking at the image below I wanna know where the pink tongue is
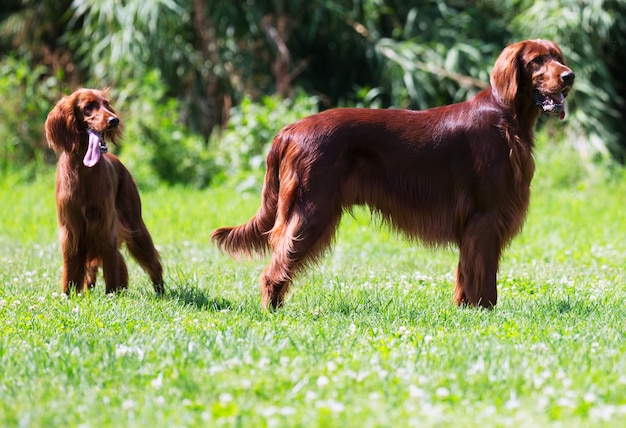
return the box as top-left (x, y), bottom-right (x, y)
top-left (83, 131), bottom-right (102, 167)
top-left (552, 93), bottom-right (566, 120)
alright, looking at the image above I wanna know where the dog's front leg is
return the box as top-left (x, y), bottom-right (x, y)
top-left (62, 252), bottom-right (87, 294)
top-left (101, 238), bottom-right (128, 293)
top-left (454, 213), bottom-right (501, 308)
top-left (60, 228), bottom-right (86, 294)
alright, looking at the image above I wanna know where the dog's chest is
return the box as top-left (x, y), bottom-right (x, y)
top-left (58, 169), bottom-right (117, 228)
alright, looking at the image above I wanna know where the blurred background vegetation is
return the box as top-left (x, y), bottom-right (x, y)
top-left (1, 0), bottom-right (624, 187)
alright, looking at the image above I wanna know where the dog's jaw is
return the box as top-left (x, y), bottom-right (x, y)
top-left (534, 90), bottom-right (568, 120)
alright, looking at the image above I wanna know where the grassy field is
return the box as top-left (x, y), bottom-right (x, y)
top-left (1, 140), bottom-right (625, 427)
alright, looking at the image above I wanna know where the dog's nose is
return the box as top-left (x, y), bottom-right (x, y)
top-left (561, 71), bottom-right (575, 84)
top-left (108, 117), bottom-right (119, 128)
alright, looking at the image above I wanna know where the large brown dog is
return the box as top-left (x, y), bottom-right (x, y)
top-left (46, 89), bottom-right (164, 295)
top-left (212, 39), bottom-right (574, 309)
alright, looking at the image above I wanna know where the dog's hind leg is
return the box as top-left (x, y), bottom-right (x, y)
top-left (85, 258), bottom-right (99, 289)
top-left (261, 197), bottom-right (342, 310)
top-left (125, 225), bottom-right (164, 294)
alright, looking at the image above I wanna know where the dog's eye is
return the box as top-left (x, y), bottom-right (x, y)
top-left (531, 56), bottom-right (545, 66)
top-left (83, 101), bottom-right (97, 114)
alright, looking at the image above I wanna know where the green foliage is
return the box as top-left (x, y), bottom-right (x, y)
top-left (64, 0), bottom-right (255, 137)
top-left (208, 93), bottom-right (319, 189)
top-left (66, 0), bottom-right (187, 85)
top-left (0, 56), bottom-right (63, 174)
top-left (367, 2), bottom-right (507, 109)
top-left (375, 38), bottom-right (492, 109)
top-left (1, 0), bottom-right (626, 177)
top-left (118, 71), bottom-right (217, 189)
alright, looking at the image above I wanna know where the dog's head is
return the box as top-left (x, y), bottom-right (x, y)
top-left (490, 39), bottom-right (575, 120)
top-left (45, 88), bottom-right (122, 167)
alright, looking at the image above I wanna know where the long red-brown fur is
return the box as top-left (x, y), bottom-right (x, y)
top-left (45, 88), bottom-right (164, 295)
top-left (211, 39), bottom-right (575, 310)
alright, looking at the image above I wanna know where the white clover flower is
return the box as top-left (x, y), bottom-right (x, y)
top-left (556, 397), bottom-right (575, 408)
top-left (279, 407), bottom-right (296, 416)
top-left (589, 404), bottom-right (622, 421)
top-left (368, 392), bottom-right (381, 400)
top-left (435, 387), bottom-right (450, 398)
top-left (260, 406), bottom-right (278, 418)
top-left (408, 385), bottom-right (426, 399)
top-left (122, 399), bottom-right (136, 410)
top-left (115, 345), bottom-right (130, 358)
top-left (317, 399), bottom-right (344, 413)
top-left (151, 373), bottom-right (163, 389)
top-left (421, 402), bottom-right (444, 418)
top-left (543, 386), bottom-right (555, 396)
top-left (115, 344), bottom-right (144, 361)
top-left (219, 393), bottom-right (233, 403)
top-left (504, 393), bottom-right (520, 409)
top-left (316, 376), bottom-right (329, 388)
top-left (584, 392), bottom-right (597, 403)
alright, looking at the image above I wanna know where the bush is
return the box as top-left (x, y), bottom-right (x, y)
top-left (122, 83), bottom-right (318, 190)
top-left (0, 56), bottom-right (63, 174)
top-left (117, 71), bottom-right (217, 189)
top-left (208, 93), bottom-right (319, 190)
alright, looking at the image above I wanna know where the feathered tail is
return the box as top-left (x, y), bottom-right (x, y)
top-left (210, 136), bottom-right (284, 257)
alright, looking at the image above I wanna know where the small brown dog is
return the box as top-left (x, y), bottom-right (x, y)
top-left (45, 88), bottom-right (164, 295)
top-left (212, 39), bottom-right (574, 310)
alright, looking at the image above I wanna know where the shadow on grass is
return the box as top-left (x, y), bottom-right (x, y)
top-left (535, 296), bottom-right (600, 317)
top-left (167, 285), bottom-right (233, 312)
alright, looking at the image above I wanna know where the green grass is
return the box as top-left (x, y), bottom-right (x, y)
top-left (1, 141), bottom-right (626, 427)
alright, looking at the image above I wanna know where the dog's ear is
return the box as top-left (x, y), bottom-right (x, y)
top-left (45, 95), bottom-right (80, 153)
top-left (490, 41), bottom-right (525, 107)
